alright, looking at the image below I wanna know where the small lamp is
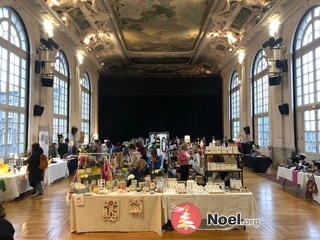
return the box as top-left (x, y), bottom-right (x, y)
top-left (184, 135), bottom-right (191, 144)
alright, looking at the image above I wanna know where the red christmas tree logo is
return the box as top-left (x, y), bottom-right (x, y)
top-left (171, 202), bottom-right (201, 234)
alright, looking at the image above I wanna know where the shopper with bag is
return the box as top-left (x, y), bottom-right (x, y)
top-left (26, 143), bottom-right (45, 198)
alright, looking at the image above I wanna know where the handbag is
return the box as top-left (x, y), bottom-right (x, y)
top-left (306, 174), bottom-right (318, 193)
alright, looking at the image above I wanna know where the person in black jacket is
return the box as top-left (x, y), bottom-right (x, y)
top-left (0, 204), bottom-right (15, 240)
top-left (26, 143), bottom-right (44, 198)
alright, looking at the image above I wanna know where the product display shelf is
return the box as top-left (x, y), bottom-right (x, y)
top-left (204, 151), bottom-right (243, 185)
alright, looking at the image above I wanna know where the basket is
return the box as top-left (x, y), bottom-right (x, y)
top-left (74, 187), bottom-right (90, 194)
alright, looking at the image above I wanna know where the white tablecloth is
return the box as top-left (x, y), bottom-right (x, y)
top-left (70, 193), bottom-right (164, 235)
top-left (277, 167), bottom-right (320, 204)
top-left (277, 167), bottom-right (294, 182)
top-left (163, 192), bottom-right (257, 230)
top-left (0, 173), bottom-right (32, 201)
top-left (43, 160), bottom-right (69, 185)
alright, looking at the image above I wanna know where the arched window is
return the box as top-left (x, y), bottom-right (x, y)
top-left (230, 71), bottom-right (240, 139)
top-left (81, 72), bottom-right (91, 144)
top-left (0, 7), bottom-right (28, 157)
top-left (294, 6), bottom-right (320, 153)
top-left (52, 50), bottom-right (69, 143)
top-left (252, 50), bottom-right (269, 147)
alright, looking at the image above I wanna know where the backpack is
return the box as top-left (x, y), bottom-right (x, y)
top-left (39, 154), bottom-right (48, 170)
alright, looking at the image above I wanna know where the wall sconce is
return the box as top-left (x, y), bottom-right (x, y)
top-left (184, 135), bottom-right (191, 144)
top-left (262, 37), bottom-right (283, 49)
top-left (77, 52), bottom-right (83, 65)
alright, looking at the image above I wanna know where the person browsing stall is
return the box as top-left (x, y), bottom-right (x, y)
top-left (128, 143), bottom-right (140, 168)
top-left (179, 143), bottom-right (191, 181)
top-left (147, 149), bottom-right (162, 170)
top-left (26, 143), bottom-right (45, 198)
top-left (48, 143), bottom-right (58, 159)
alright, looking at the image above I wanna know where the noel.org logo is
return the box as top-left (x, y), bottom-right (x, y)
top-left (170, 202), bottom-right (202, 234)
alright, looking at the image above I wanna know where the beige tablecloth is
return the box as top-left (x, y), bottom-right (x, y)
top-left (70, 192), bottom-right (164, 235)
top-left (163, 192), bottom-right (257, 230)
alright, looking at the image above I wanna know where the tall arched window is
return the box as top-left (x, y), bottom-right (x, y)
top-left (230, 71), bottom-right (240, 139)
top-left (52, 50), bottom-right (69, 143)
top-left (0, 7), bottom-right (28, 157)
top-left (252, 50), bottom-right (269, 147)
top-left (81, 72), bottom-right (91, 144)
top-left (294, 6), bottom-right (320, 153)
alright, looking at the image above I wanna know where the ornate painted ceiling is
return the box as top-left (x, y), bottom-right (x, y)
top-left (43, 0), bottom-right (278, 76)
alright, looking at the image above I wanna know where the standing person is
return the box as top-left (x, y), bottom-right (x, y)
top-left (128, 143), bottom-right (140, 168)
top-left (58, 138), bottom-right (69, 158)
top-left (179, 143), bottom-right (191, 181)
top-left (0, 204), bottom-right (15, 240)
top-left (111, 142), bottom-right (122, 158)
top-left (136, 141), bottom-right (147, 160)
top-left (48, 143), bottom-right (57, 159)
top-left (26, 143), bottom-right (44, 198)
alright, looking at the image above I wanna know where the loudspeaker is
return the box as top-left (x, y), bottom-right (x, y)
top-left (278, 103), bottom-right (289, 115)
top-left (243, 126), bottom-right (250, 135)
top-left (269, 75), bottom-right (282, 86)
top-left (41, 76), bottom-right (53, 87)
top-left (33, 105), bottom-right (44, 116)
top-left (71, 127), bottom-right (78, 136)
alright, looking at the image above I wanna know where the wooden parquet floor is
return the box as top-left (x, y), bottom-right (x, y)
top-left (2, 167), bottom-right (320, 240)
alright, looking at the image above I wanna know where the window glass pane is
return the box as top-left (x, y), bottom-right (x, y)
top-left (0, 7), bottom-right (27, 157)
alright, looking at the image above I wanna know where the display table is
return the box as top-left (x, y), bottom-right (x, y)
top-left (276, 166), bottom-right (305, 186)
top-left (70, 192), bottom-right (164, 236)
top-left (64, 156), bottom-right (78, 174)
top-left (43, 160), bottom-right (69, 185)
top-left (0, 172), bottom-right (32, 201)
top-left (163, 192), bottom-right (257, 230)
top-left (277, 167), bottom-right (320, 204)
top-left (242, 155), bottom-right (272, 173)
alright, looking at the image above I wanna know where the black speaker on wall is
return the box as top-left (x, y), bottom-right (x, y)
top-left (278, 103), bottom-right (289, 115)
top-left (41, 76), bottom-right (53, 87)
top-left (243, 126), bottom-right (250, 135)
top-left (269, 75), bottom-right (282, 86)
top-left (33, 105), bottom-right (44, 116)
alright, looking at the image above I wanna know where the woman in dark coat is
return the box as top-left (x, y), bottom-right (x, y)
top-left (26, 143), bottom-right (44, 198)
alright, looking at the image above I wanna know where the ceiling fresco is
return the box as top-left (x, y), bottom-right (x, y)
top-left (32, 0), bottom-right (292, 76)
top-left (112, 0), bottom-right (212, 52)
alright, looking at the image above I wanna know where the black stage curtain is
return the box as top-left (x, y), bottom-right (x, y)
top-left (98, 76), bottom-right (223, 144)
top-left (99, 95), bottom-right (222, 144)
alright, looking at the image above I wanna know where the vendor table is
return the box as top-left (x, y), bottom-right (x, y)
top-left (43, 160), bottom-right (69, 185)
top-left (64, 156), bottom-right (78, 174)
top-left (0, 172), bottom-right (32, 201)
top-left (70, 193), bottom-right (164, 235)
top-left (277, 166), bottom-right (320, 204)
top-left (242, 155), bottom-right (272, 173)
top-left (70, 191), bottom-right (257, 235)
top-left (163, 192), bottom-right (257, 230)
